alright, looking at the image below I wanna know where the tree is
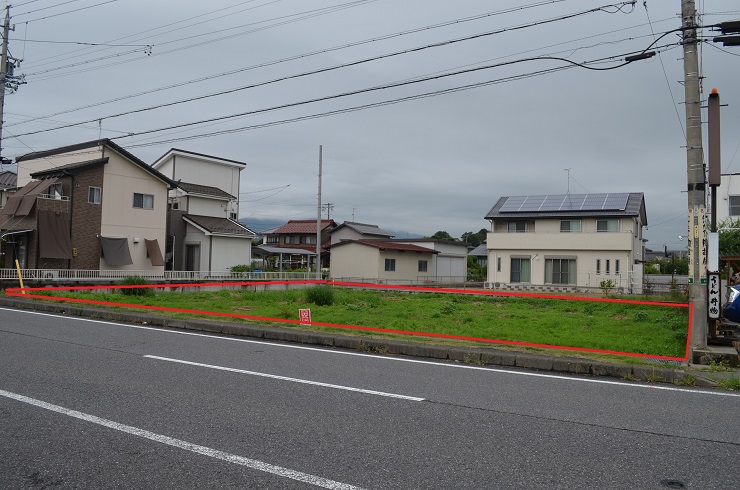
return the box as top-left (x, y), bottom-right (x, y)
top-left (430, 230), bottom-right (454, 240)
top-left (719, 218), bottom-right (740, 257)
top-left (461, 228), bottom-right (487, 247)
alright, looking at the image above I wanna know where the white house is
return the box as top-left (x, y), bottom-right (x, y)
top-left (152, 149), bottom-right (255, 272)
top-left (330, 239), bottom-right (439, 283)
top-left (714, 173), bottom-right (740, 224)
top-left (484, 192), bottom-right (647, 293)
top-left (393, 238), bottom-right (468, 280)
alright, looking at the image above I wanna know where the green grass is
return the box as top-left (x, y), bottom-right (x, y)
top-left (27, 286), bottom-right (690, 358)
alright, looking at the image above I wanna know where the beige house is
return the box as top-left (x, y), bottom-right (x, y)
top-left (330, 239), bottom-right (439, 283)
top-left (714, 173), bottom-right (740, 224)
top-left (152, 149), bottom-right (255, 272)
top-left (484, 193), bottom-right (647, 293)
top-left (2, 139), bottom-right (172, 271)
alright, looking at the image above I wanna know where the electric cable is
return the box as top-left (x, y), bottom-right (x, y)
top-left (8, 0), bottom-right (574, 127)
top-left (10, 1), bottom-right (643, 137)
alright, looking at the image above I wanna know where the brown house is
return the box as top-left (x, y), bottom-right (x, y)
top-left (259, 219), bottom-right (337, 270)
top-left (0, 139), bottom-right (173, 272)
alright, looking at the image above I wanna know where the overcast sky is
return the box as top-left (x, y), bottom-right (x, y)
top-left (1, 0), bottom-right (739, 249)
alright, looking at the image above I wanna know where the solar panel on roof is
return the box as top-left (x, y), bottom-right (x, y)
top-left (499, 193), bottom-right (630, 213)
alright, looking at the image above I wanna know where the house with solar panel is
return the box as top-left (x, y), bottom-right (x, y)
top-left (484, 193), bottom-right (647, 293)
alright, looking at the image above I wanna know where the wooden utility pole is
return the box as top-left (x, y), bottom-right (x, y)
top-left (682, 0), bottom-right (707, 355)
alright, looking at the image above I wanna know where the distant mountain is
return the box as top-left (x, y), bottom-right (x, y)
top-left (240, 217), bottom-right (423, 238)
top-left (239, 218), bottom-right (286, 233)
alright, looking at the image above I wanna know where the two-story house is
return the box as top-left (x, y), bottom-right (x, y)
top-left (1, 139), bottom-right (173, 271)
top-left (151, 149), bottom-right (255, 272)
top-left (714, 173), bottom-right (740, 224)
top-left (259, 219), bottom-right (336, 270)
top-left (330, 221), bottom-right (394, 244)
top-left (484, 192), bottom-right (647, 293)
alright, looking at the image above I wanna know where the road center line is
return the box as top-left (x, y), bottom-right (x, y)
top-left (144, 355), bottom-right (425, 401)
top-left (0, 388), bottom-right (364, 490)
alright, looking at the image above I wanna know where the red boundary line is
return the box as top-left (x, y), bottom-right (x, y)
top-left (5, 280), bottom-right (690, 362)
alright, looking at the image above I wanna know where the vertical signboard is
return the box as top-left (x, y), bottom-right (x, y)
top-left (299, 308), bottom-right (312, 325)
top-left (687, 207), bottom-right (695, 284)
top-left (699, 206), bottom-right (707, 284)
top-left (708, 272), bottom-right (721, 320)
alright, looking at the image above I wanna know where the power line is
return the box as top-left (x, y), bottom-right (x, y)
top-left (23, 0), bottom-right (375, 77)
top-left (19, 0), bottom-right (275, 68)
top-left (8, 0), bottom-right (571, 127)
top-left (14, 0), bottom-right (84, 17)
top-left (19, 0), bottom-right (120, 24)
top-left (10, 1), bottom-right (641, 138)
top-left (118, 48), bottom-right (667, 149)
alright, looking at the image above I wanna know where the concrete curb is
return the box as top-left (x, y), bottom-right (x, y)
top-left (0, 296), bottom-right (727, 388)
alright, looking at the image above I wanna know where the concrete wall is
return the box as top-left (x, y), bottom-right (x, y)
top-left (210, 235), bottom-right (251, 271)
top-left (330, 242), bottom-right (378, 278)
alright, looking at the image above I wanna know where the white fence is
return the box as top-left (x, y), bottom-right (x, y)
top-left (0, 269), bottom-right (321, 283)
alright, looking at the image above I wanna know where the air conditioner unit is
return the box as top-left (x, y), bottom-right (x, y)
top-left (42, 271), bottom-right (59, 279)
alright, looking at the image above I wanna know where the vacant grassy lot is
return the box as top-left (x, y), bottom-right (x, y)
top-left (27, 285), bottom-right (690, 358)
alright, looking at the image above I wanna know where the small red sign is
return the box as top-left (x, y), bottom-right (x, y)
top-left (299, 309), bottom-right (311, 325)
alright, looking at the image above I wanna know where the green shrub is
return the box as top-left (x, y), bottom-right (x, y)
top-left (119, 276), bottom-right (154, 297)
top-left (305, 285), bottom-right (334, 306)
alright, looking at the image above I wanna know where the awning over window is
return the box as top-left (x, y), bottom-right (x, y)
top-left (144, 238), bottom-right (165, 266)
top-left (38, 209), bottom-right (72, 259)
top-left (1, 178), bottom-right (58, 217)
top-left (100, 236), bottom-right (133, 266)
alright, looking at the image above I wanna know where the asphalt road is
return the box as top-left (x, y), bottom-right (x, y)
top-left (1, 306), bottom-right (739, 489)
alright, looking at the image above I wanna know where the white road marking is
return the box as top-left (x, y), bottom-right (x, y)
top-left (144, 355), bottom-right (425, 401)
top-left (0, 388), bottom-right (364, 490)
top-left (3, 307), bottom-right (740, 398)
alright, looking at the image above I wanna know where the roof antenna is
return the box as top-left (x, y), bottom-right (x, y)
top-left (564, 168), bottom-right (573, 195)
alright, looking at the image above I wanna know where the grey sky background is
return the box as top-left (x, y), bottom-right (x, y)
top-left (1, 0), bottom-right (738, 249)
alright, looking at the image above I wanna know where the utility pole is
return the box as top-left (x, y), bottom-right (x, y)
top-left (682, 0), bottom-right (707, 355)
top-left (0, 6), bottom-right (10, 164)
top-left (316, 145), bottom-right (322, 280)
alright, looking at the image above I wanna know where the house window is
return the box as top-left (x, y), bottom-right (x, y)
top-left (266, 236), bottom-right (278, 244)
top-left (285, 236), bottom-right (293, 244)
top-left (48, 183), bottom-right (63, 200)
top-left (596, 259), bottom-right (601, 274)
top-left (507, 222), bottom-right (527, 233)
top-left (300, 236), bottom-right (315, 244)
top-left (560, 220), bottom-right (581, 232)
top-left (615, 259), bottom-right (620, 274)
top-left (606, 259), bottom-right (610, 274)
top-left (497, 257), bottom-right (501, 272)
top-left (545, 258), bottom-right (576, 285)
top-left (133, 193), bottom-right (154, 209)
top-left (730, 196), bottom-right (740, 216)
top-left (229, 212), bottom-right (237, 220)
top-left (597, 219), bottom-right (619, 232)
top-left (418, 260), bottom-right (428, 272)
top-left (510, 257), bottom-right (530, 283)
top-left (385, 258), bottom-right (396, 272)
top-left (88, 186), bottom-right (101, 204)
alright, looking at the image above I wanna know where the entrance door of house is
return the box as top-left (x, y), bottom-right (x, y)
top-left (185, 244), bottom-right (200, 272)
